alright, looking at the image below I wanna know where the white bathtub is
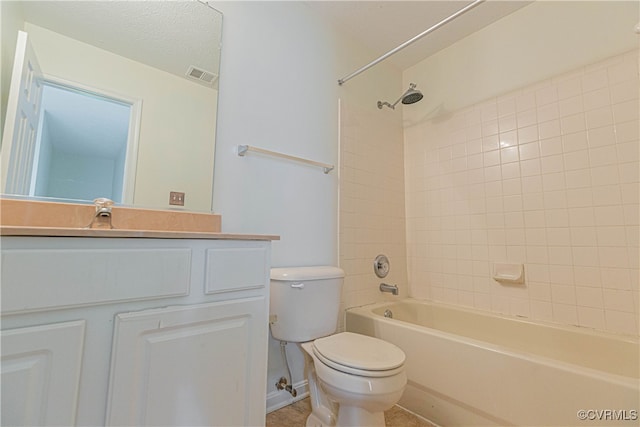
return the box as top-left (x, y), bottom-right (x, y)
top-left (346, 299), bottom-right (639, 426)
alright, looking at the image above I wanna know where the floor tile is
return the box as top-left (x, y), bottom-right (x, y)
top-left (266, 398), bottom-right (436, 427)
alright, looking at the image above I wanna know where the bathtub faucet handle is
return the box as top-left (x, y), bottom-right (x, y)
top-left (379, 282), bottom-right (398, 295)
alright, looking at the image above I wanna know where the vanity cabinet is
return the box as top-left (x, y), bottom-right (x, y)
top-left (1, 320), bottom-right (85, 426)
top-left (1, 235), bottom-right (273, 427)
top-left (106, 298), bottom-right (266, 426)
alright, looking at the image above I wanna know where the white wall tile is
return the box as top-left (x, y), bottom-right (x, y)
top-left (603, 289), bottom-right (636, 312)
top-left (617, 142), bottom-right (640, 165)
top-left (548, 245), bottom-right (573, 263)
top-left (573, 246), bottom-right (599, 266)
top-left (615, 120), bottom-right (640, 144)
top-left (541, 154), bottom-right (564, 174)
top-left (562, 131), bottom-right (589, 152)
top-left (565, 169), bottom-right (592, 189)
top-left (402, 50), bottom-right (639, 336)
top-left (553, 303), bottom-right (578, 325)
top-left (574, 265), bottom-right (602, 287)
top-left (570, 227), bottom-right (598, 246)
top-left (587, 125), bottom-right (616, 148)
top-left (517, 108), bottom-right (538, 128)
top-left (610, 80), bottom-right (639, 104)
top-left (594, 205), bottom-right (625, 226)
top-left (516, 93), bottom-right (536, 112)
top-left (542, 172), bottom-right (566, 191)
top-left (537, 104), bottom-right (560, 123)
top-left (538, 120), bottom-right (561, 140)
top-left (557, 77), bottom-right (582, 100)
top-left (576, 286), bottom-right (604, 308)
top-left (582, 69), bottom-right (609, 92)
top-left (577, 306), bottom-right (606, 329)
top-left (559, 96), bottom-right (584, 117)
top-left (591, 165), bottom-right (620, 186)
top-left (585, 106), bottom-right (614, 129)
top-left (539, 137), bottom-right (563, 157)
top-left (583, 88), bottom-right (611, 111)
top-left (545, 209), bottom-right (570, 227)
top-left (560, 113), bottom-right (586, 135)
top-left (600, 267), bottom-right (633, 290)
top-left (612, 100), bottom-right (639, 123)
top-left (536, 85), bottom-right (558, 106)
top-left (566, 188), bottom-right (593, 208)
top-left (605, 310), bottom-right (638, 335)
top-left (598, 246), bottom-right (629, 268)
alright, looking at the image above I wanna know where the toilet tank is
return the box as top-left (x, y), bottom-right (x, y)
top-left (270, 266), bottom-right (344, 343)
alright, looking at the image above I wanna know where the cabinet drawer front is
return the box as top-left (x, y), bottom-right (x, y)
top-left (2, 249), bottom-right (191, 313)
top-left (205, 247), bottom-right (268, 294)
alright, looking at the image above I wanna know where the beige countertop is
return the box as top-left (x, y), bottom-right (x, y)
top-left (0, 226), bottom-right (279, 240)
top-left (0, 198), bottom-right (279, 240)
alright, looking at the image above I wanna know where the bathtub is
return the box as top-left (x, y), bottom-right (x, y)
top-left (346, 299), bottom-right (639, 426)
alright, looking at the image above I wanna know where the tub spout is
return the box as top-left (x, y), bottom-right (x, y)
top-left (379, 282), bottom-right (398, 295)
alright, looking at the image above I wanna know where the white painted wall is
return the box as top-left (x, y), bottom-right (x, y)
top-left (211, 2), bottom-right (338, 408)
top-left (403, 1), bottom-right (639, 125)
top-left (210, 1), bottom-right (403, 411)
top-left (211, 1), bottom-right (338, 266)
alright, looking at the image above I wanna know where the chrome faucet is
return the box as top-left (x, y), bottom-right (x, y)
top-left (87, 198), bottom-right (114, 229)
top-left (379, 282), bottom-right (398, 295)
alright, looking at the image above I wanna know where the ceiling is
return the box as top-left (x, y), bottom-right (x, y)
top-left (309, 0), bottom-right (533, 71)
top-left (15, 1), bottom-right (532, 83)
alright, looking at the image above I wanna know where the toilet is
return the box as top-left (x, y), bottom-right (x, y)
top-left (270, 266), bottom-right (407, 427)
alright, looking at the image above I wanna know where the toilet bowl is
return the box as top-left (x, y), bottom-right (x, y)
top-left (269, 267), bottom-right (407, 427)
top-left (301, 332), bottom-right (407, 427)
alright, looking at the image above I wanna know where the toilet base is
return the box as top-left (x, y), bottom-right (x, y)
top-left (305, 404), bottom-right (336, 427)
top-left (305, 406), bottom-right (385, 427)
top-left (336, 405), bottom-right (385, 427)
top-left (306, 412), bottom-right (328, 427)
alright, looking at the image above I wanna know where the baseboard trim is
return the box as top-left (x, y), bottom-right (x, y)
top-left (266, 380), bottom-right (309, 413)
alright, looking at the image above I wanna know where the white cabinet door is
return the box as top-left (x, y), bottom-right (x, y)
top-left (106, 297), bottom-right (268, 427)
top-left (1, 320), bottom-right (85, 426)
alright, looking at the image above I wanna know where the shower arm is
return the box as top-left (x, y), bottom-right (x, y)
top-left (377, 97), bottom-right (402, 110)
top-left (338, 0), bottom-right (485, 86)
top-left (378, 84), bottom-right (414, 110)
top-left (378, 83), bottom-right (419, 110)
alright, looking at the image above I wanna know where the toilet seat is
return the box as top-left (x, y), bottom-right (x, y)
top-left (312, 332), bottom-right (405, 377)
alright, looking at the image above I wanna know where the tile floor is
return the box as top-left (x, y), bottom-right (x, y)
top-left (265, 397), bottom-right (436, 427)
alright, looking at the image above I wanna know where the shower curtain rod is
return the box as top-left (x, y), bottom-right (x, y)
top-left (337, 0), bottom-right (485, 86)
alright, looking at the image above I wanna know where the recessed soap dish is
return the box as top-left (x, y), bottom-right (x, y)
top-left (492, 263), bottom-right (524, 285)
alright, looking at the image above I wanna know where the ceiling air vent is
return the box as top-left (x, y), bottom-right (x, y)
top-left (186, 66), bottom-right (218, 86)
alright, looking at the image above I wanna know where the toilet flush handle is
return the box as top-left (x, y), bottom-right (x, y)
top-left (291, 283), bottom-right (305, 289)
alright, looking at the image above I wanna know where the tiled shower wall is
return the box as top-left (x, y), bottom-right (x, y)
top-left (404, 50), bottom-right (639, 336)
top-left (338, 100), bottom-right (407, 330)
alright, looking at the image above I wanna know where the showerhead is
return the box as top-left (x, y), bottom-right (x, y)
top-left (377, 83), bottom-right (423, 110)
top-left (401, 87), bottom-right (423, 105)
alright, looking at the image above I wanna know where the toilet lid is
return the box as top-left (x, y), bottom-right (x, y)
top-left (312, 332), bottom-right (405, 375)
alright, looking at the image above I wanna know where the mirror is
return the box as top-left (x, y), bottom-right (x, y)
top-left (0, 1), bottom-right (222, 212)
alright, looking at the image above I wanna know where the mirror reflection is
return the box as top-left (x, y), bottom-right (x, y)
top-left (0, 1), bottom-right (222, 212)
